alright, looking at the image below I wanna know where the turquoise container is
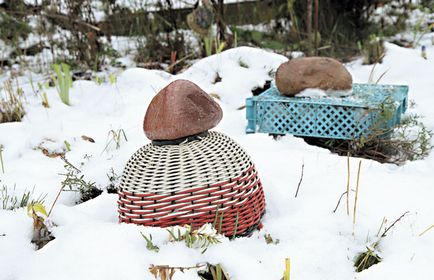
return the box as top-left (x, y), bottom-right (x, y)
top-left (246, 83), bottom-right (408, 140)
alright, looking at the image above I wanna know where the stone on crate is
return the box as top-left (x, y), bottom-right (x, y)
top-left (275, 57), bottom-right (353, 96)
top-left (143, 79), bottom-right (223, 141)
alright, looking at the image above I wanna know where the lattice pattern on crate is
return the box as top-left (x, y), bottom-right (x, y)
top-left (246, 83), bottom-right (408, 140)
top-left (257, 102), bottom-right (375, 139)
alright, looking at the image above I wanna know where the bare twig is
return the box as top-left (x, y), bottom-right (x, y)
top-left (381, 211), bottom-right (409, 238)
top-left (47, 184), bottom-right (66, 218)
top-left (333, 191), bottom-right (348, 213)
top-left (294, 161), bottom-right (305, 198)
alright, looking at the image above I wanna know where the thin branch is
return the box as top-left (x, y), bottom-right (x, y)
top-left (333, 191), bottom-right (348, 213)
top-left (294, 161), bottom-right (305, 198)
top-left (47, 184), bottom-right (66, 217)
top-left (381, 211), bottom-right (409, 238)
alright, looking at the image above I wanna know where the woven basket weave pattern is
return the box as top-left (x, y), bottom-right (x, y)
top-left (118, 131), bottom-right (266, 236)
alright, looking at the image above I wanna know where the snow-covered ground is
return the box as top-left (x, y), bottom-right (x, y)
top-left (1, 38), bottom-right (434, 279)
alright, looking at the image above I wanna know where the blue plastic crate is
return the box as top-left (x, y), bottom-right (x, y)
top-left (246, 83), bottom-right (409, 140)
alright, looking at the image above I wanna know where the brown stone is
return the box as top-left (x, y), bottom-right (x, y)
top-left (144, 79), bottom-right (223, 141)
top-left (275, 57), bottom-right (353, 96)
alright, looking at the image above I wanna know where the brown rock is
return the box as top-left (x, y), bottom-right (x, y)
top-left (275, 57), bottom-right (353, 96)
top-left (144, 79), bottom-right (223, 141)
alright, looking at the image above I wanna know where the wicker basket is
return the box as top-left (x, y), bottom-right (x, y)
top-left (118, 131), bottom-right (266, 237)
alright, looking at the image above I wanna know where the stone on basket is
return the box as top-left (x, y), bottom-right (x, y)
top-left (118, 79), bottom-right (266, 237)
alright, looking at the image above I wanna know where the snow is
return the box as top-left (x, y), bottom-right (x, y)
top-left (1, 39), bottom-right (434, 280)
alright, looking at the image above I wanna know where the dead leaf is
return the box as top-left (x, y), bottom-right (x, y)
top-left (81, 135), bottom-right (95, 143)
top-left (31, 214), bottom-right (55, 249)
top-left (41, 148), bottom-right (64, 158)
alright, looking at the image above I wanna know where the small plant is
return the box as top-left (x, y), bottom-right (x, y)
top-left (391, 114), bottom-right (433, 162)
top-left (204, 35), bottom-right (226, 57)
top-left (64, 140), bottom-right (71, 152)
top-left (94, 74), bottom-right (106, 85)
top-left (106, 168), bottom-right (120, 193)
top-left (60, 156), bottom-right (101, 203)
top-left (0, 79), bottom-right (25, 123)
top-left (102, 129), bottom-right (128, 154)
top-left (141, 233), bottom-right (160, 253)
top-left (354, 246), bottom-right (382, 272)
top-left (27, 202), bottom-right (48, 219)
top-left (30, 76), bottom-right (50, 108)
top-left (109, 73), bottom-right (117, 85)
top-left (27, 202), bottom-right (54, 249)
top-left (52, 63), bottom-right (73, 106)
top-left (1, 184), bottom-right (46, 211)
top-left (354, 212), bottom-right (409, 272)
top-left (264, 233), bottom-right (280, 245)
top-left (41, 92), bottom-right (50, 108)
top-left (199, 263), bottom-right (230, 280)
top-left (167, 224), bottom-right (221, 253)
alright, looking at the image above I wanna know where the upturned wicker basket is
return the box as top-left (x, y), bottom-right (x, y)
top-left (118, 131), bottom-right (266, 237)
